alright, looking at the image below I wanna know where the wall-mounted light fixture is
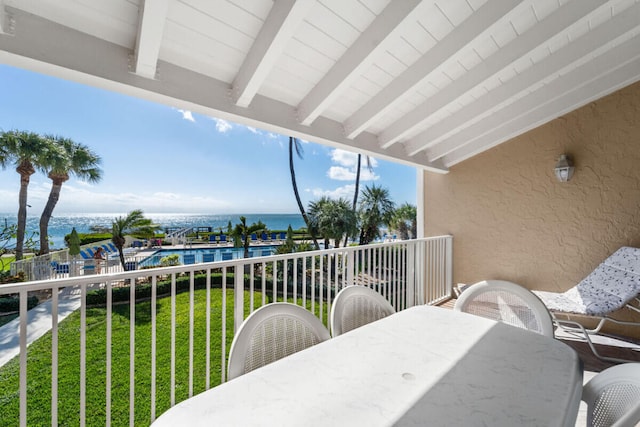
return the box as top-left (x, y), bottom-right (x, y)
top-left (554, 154), bottom-right (574, 182)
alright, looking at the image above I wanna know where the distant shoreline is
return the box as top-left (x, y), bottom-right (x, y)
top-left (1, 213), bottom-right (307, 250)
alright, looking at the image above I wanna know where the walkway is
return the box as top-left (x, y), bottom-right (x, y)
top-left (0, 286), bottom-right (85, 367)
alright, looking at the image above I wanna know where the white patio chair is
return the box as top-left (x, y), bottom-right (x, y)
top-left (454, 280), bottom-right (555, 337)
top-left (582, 363), bottom-right (640, 427)
top-left (227, 302), bottom-right (330, 380)
top-left (533, 246), bottom-right (640, 363)
top-left (330, 285), bottom-right (395, 337)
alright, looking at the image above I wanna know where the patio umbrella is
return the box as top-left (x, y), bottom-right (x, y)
top-left (68, 227), bottom-right (81, 277)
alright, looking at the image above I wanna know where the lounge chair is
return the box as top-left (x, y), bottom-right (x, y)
top-left (533, 246), bottom-right (640, 362)
top-left (209, 235), bottom-right (217, 244)
top-left (261, 232), bottom-right (268, 242)
top-left (250, 233), bottom-right (258, 244)
top-left (219, 234), bottom-right (227, 244)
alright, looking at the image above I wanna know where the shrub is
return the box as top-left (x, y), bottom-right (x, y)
top-left (160, 254), bottom-right (180, 267)
top-left (85, 272), bottom-right (276, 306)
top-left (0, 295), bottom-right (39, 313)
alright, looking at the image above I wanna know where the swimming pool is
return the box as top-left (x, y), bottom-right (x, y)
top-left (138, 246), bottom-right (278, 267)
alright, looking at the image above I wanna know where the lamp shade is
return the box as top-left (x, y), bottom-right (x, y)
top-left (554, 154), bottom-right (574, 182)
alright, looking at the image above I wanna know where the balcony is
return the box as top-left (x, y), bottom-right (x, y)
top-left (0, 236), bottom-right (452, 426)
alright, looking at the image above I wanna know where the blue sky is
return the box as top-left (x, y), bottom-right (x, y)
top-left (0, 64), bottom-right (416, 215)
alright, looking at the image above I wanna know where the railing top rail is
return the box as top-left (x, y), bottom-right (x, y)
top-left (0, 236), bottom-right (452, 295)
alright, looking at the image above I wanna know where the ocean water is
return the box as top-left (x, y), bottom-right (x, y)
top-left (0, 213), bottom-right (306, 250)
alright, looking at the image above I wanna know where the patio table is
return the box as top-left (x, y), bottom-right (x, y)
top-left (153, 305), bottom-right (582, 427)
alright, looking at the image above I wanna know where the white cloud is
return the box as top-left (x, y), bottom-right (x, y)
top-left (326, 152), bottom-right (380, 182)
top-left (267, 132), bottom-right (279, 139)
top-left (178, 109), bottom-right (195, 122)
top-left (213, 118), bottom-right (232, 133)
top-left (328, 166), bottom-right (355, 181)
top-left (310, 184), bottom-right (355, 200)
top-left (245, 126), bottom-right (259, 134)
top-left (331, 149), bottom-right (358, 167)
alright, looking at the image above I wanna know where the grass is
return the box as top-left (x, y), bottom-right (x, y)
top-left (0, 287), bottom-right (327, 426)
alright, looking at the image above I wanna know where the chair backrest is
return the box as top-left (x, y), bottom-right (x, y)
top-left (330, 285), bottom-right (395, 337)
top-left (454, 280), bottom-right (555, 337)
top-left (573, 246), bottom-right (640, 316)
top-left (227, 303), bottom-right (330, 380)
top-left (582, 363), bottom-right (640, 427)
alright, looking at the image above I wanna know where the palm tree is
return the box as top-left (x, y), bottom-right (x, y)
top-left (289, 136), bottom-right (320, 249)
top-left (111, 210), bottom-right (159, 269)
top-left (38, 136), bottom-right (102, 254)
top-left (390, 203), bottom-right (417, 240)
top-left (358, 185), bottom-right (395, 245)
top-left (231, 216), bottom-right (266, 259)
top-left (308, 197), bottom-right (357, 248)
top-left (0, 130), bottom-right (51, 260)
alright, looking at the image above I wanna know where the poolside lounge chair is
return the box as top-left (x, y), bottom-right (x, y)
top-left (219, 234), bottom-right (227, 244)
top-left (261, 232), bottom-right (268, 242)
top-left (209, 235), bottom-right (217, 244)
top-left (533, 246), bottom-right (640, 362)
top-left (250, 233), bottom-right (258, 243)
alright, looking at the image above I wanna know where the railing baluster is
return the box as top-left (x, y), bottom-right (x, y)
top-left (221, 268), bottom-right (227, 384)
top-left (249, 262), bottom-right (255, 312)
top-left (206, 270), bottom-right (211, 390)
top-left (189, 272), bottom-right (194, 397)
top-left (293, 255), bottom-right (298, 303)
top-left (129, 277), bottom-right (135, 427)
top-left (170, 273), bottom-right (176, 406)
top-left (80, 283), bottom-right (86, 427)
top-left (151, 275), bottom-right (157, 422)
top-left (19, 289), bottom-right (27, 427)
top-left (106, 280), bottom-right (113, 426)
top-left (261, 262), bottom-right (267, 307)
top-left (51, 285), bottom-right (58, 426)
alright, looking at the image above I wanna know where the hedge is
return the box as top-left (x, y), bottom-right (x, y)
top-left (85, 272), bottom-right (277, 306)
top-left (0, 295), bottom-right (39, 313)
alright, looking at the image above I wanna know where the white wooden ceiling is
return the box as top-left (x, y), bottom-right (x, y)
top-left (1, 0), bottom-right (639, 173)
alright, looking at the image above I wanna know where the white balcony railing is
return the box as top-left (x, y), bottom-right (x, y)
top-left (0, 236), bottom-right (452, 427)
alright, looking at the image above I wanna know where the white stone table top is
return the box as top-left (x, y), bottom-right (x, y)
top-left (153, 305), bottom-right (583, 427)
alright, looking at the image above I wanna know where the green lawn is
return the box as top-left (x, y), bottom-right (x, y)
top-left (0, 289), bottom-right (262, 426)
top-left (0, 287), bottom-right (328, 426)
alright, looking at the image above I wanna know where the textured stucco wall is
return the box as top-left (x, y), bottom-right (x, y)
top-left (424, 81), bottom-right (640, 330)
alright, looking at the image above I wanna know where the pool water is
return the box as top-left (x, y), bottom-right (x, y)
top-left (138, 246), bottom-right (277, 267)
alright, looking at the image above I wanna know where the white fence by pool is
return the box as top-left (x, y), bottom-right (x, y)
top-left (0, 236), bottom-right (453, 427)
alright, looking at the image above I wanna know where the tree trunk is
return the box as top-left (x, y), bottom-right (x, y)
top-left (15, 161), bottom-right (35, 261)
top-left (289, 137), bottom-right (320, 250)
top-left (352, 154), bottom-right (362, 210)
top-left (39, 175), bottom-right (67, 254)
